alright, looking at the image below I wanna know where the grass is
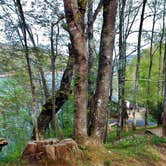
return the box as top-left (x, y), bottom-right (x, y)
top-left (106, 135), bottom-right (160, 162)
top-left (105, 127), bottom-right (166, 165)
top-left (79, 127), bottom-right (166, 166)
top-left (151, 135), bottom-right (166, 145)
top-left (1, 127), bottom-right (166, 166)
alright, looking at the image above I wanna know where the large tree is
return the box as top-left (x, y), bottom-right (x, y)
top-left (90, 0), bottom-right (118, 142)
top-left (63, 0), bottom-right (88, 144)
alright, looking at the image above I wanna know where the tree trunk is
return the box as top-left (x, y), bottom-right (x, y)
top-left (158, 2), bottom-right (165, 112)
top-left (15, 0), bottom-right (39, 141)
top-left (50, 23), bottom-right (56, 134)
top-left (117, 0), bottom-right (126, 134)
top-left (146, 0), bottom-right (157, 127)
top-left (87, 0), bottom-right (95, 101)
top-left (90, 0), bottom-right (118, 142)
top-left (63, 0), bottom-right (88, 144)
top-left (133, 0), bottom-right (147, 129)
top-left (163, 39), bottom-right (166, 137)
top-left (87, 0), bottom-right (95, 135)
top-left (32, 45), bottom-right (74, 139)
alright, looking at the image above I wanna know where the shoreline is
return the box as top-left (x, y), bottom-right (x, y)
top-left (0, 73), bottom-right (14, 78)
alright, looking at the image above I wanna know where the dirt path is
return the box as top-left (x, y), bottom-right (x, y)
top-left (128, 109), bottom-right (156, 127)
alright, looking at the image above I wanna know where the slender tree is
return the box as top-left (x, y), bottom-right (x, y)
top-left (15, 0), bottom-right (39, 140)
top-left (50, 23), bottom-right (56, 134)
top-left (146, 0), bottom-right (157, 127)
top-left (162, 38), bottom-right (166, 137)
top-left (158, 2), bottom-right (165, 109)
top-left (133, 0), bottom-right (147, 129)
top-left (117, 0), bottom-right (126, 136)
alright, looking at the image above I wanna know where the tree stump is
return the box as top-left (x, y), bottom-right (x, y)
top-left (21, 138), bottom-right (80, 164)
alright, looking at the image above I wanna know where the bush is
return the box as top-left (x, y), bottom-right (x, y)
top-left (149, 102), bottom-right (163, 125)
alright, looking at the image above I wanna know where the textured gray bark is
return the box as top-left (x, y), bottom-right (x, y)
top-left (90, 0), bottom-right (118, 142)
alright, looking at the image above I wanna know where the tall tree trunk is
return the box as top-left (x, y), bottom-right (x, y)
top-left (162, 0), bottom-right (166, 135)
top-left (117, 0), bottom-right (126, 137)
top-left (32, 45), bottom-right (74, 139)
top-left (63, 0), bottom-right (88, 144)
top-left (133, 0), bottom-right (147, 129)
top-left (50, 23), bottom-right (56, 134)
top-left (87, 0), bottom-right (95, 135)
top-left (146, 0), bottom-right (157, 127)
top-left (118, 0), bottom-right (126, 132)
top-left (87, 0), bottom-right (95, 100)
top-left (15, 0), bottom-right (39, 141)
top-left (90, 0), bottom-right (118, 142)
top-left (158, 2), bottom-right (165, 108)
top-left (162, 39), bottom-right (166, 137)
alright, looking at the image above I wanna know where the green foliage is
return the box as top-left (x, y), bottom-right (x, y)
top-left (148, 102), bottom-right (163, 125)
top-left (0, 75), bottom-right (33, 162)
top-left (125, 45), bottom-right (164, 106)
top-left (106, 134), bottom-right (160, 162)
top-left (151, 135), bottom-right (166, 145)
top-left (108, 101), bottom-right (118, 117)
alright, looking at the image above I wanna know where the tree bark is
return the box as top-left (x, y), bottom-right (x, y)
top-left (162, 25), bottom-right (166, 137)
top-left (117, 0), bottom-right (126, 135)
top-left (158, 2), bottom-right (165, 114)
top-left (87, 0), bottom-right (95, 103)
top-left (87, 0), bottom-right (95, 135)
top-left (63, 0), bottom-right (88, 144)
top-left (32, 45), bottom-right (74, 139)
top-left (50, 23), bottom-right (56, 134)
top-left (90, 0), bottom-right (118, 142)
top-left (162, 39), bottom-right (166, 137)
top-left (146, 0), bottom-right (157, 127)
top-left (133, 0), bottom-right (147, 129)
top-left (15, 0), bottom-right (39, 141)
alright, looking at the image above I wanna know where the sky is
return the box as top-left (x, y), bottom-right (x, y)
top-left (0, 0), bottom-right (165, 56)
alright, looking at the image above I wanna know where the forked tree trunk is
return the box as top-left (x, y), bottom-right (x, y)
top-left (32, 45), bottom-right (74, 139)
top-left (90, 0), bottom-right (118, 142)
